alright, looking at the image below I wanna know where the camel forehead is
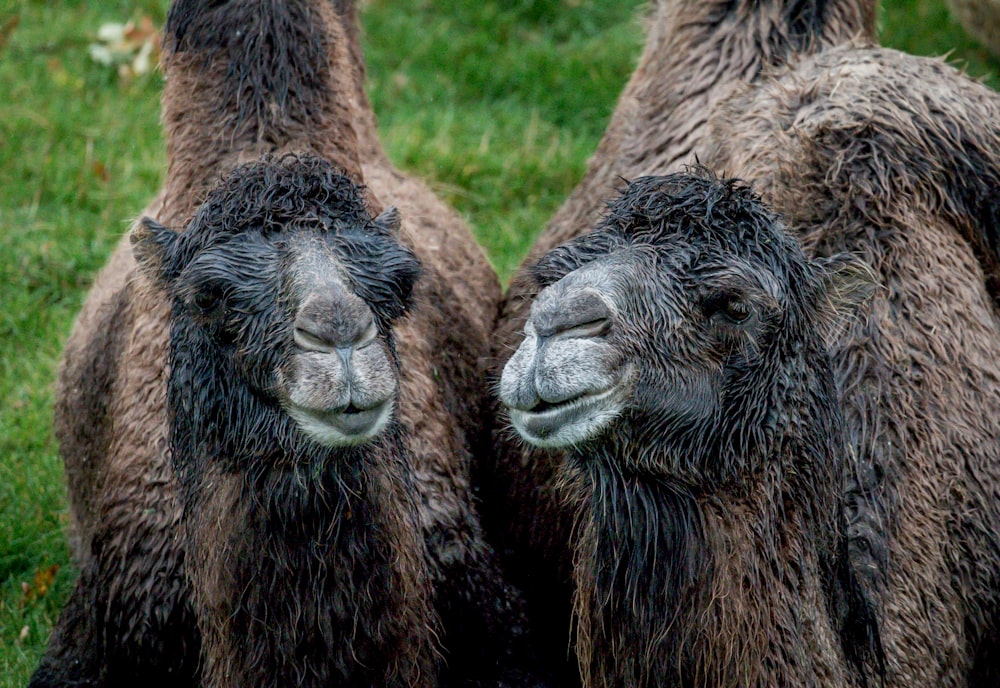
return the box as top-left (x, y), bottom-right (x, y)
top-left (546, 240), bottom-right (789, 306)
top-left (290, 235), bottom-right (351, 278)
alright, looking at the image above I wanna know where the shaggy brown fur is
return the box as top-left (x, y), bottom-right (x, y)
top-left (483, 1), bottom-right (878, 680)
top-left (703, 44), bottom-right (1000, 686)
top-left (499, 171), bottom-right (881, 687)
top-left (945, 0), bottom-right (1000, 58)
top-left (40, 1), bottom-right (535, 686)
top-left (490, 0), bottom-right (1000, 684)
top-left (134, 155), bottom-right (436, 687)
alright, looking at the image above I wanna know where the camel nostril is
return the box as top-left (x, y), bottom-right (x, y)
top-left (293, 311), bottom-right (377, 353)
top-left (533, 289), bottom-right (613, 340)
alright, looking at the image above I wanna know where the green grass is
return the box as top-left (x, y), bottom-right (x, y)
top-left (0, 0), bottom-right (997, 683)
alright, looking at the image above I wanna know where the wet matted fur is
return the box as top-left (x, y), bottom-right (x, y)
top-left (483, 1), bottom-right (879, 682)
top-left (703, 44), bottom-right (1000, 686)
top-left (37, 1), bottom-right (537, 686)
top-left (501, 170), bottom-right (881, 686)
top-left (487, 0), bottom-right (1000, 686)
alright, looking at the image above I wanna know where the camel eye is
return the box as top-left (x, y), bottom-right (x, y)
top-left (194, 291), bottom-right (217, 312)
top-left (703, 292), bottom-right (753, 325)
top-left (190, 284), bottom-right (225, 316)
top-left (723, 299), bottom-right (752, 324)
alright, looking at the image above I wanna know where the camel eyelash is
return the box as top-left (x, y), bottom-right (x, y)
top-left (701, 291), bottom-right (753, 324)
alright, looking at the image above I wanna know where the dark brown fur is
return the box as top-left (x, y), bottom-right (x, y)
top-left (489, 0), bottom-right (1000, 684)
top-left (484, 2), bottom-right (878, 681)
top-left (703, 45), bottom-right (1000, 686)
top-left (39, 1), bottom-right (535, 686)
top-left (129, 157), bottom-right (435, 687)
top-left (503, 172), bottom-right (880, 687)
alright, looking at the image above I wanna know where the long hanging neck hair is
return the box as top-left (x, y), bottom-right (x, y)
top-left (161, 260), bottom-right (435, 686)
top-left (562, 331), bottom-right (883, 687)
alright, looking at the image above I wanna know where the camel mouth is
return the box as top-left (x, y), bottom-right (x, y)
top-left (508, 383), bottom-right (626, 449)
top-left (287, 398), bottom-right (394, 447)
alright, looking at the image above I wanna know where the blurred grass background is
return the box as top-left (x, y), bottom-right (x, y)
top-left (0, 0), bottom-right (997, 682)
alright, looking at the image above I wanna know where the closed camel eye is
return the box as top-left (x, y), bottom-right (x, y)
top-left (703, 292), bottom-right (753, 325)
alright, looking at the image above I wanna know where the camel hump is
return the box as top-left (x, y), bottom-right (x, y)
top-left (715, 47), bottom-right (1000, 304)
top-left (164, 0), bottom-right (332, 112)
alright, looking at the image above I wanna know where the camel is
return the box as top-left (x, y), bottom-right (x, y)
top-left (483, 0), bottom-right (879, 677)
top-left (499, 169), bottom-right (880, 687)
top-left (490, 0), bottom-right (1000, 685)
top-left (36, 0), bottom-right (539, 685)
top-left (701, 43), bottom-right (1000, 686)
top-left (135, 154), bottom-right (433, 685)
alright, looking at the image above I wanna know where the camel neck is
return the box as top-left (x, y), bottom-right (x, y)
top-left (188, 442), bottom-right (434, 687)
top-left (568, 445), bottom-right (874, 687)
top-left (158, 0), bottom-right (368, 225)
top-left (164, 331), bottom-right (436, 686)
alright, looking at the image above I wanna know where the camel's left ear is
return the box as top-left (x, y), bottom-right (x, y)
top-left (373, 206), bottom-right (402, 235)
top-left (131, 216), bottom-right (180, 288)
top-left (813, 254), bottom-right (878, 346)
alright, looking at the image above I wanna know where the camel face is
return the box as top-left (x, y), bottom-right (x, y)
top-left (501, 172), bottom-right (865, 482)
top-left (133, 156), bottom-right (420, 450)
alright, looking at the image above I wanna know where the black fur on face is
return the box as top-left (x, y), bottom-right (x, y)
top-left (132, 154), bottom-right (420, 471)
top-left (534, 168), bottom-right (845, 486)
top-left (537, 169), bottom-right (880, 684)
top-left (138, 153), bottom-right (420, 331)
top-left (534, 168), bottom-right (811, 300)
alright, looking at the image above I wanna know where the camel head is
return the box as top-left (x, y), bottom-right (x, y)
top-left (132, 154), bottom-right (420, 449)
top-left (500, 170), bottom-right (873, 485)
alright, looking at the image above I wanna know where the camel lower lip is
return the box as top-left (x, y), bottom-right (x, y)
top-left (509, 386), bottom-right (621, 445)
top-left (315, 402), bottom-right (390, 434)
top-left (288, 399), bottom-right (394, 446)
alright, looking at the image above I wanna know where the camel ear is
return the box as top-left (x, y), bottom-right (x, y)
top-left (131, 216), bottom-right (180, 287)
top-left (813, 254), bottom-right (877, 346)
top-left (373, 206), bottom-right (402, 235)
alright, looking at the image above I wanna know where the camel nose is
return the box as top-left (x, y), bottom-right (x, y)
top-left (293, 290), bottom-right (377, 356)
top-left (532, 288), bottom-right (612, 341)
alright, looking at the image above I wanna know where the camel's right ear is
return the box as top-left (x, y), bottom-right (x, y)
top-left (131, 217), bottom-right (180, 288)
top-left (373, 206), bottom-right (402, 235)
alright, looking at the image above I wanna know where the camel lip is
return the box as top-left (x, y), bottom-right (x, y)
top-left (317, 400), bottom-right (391, 432)
top-left (287, 398), bottom-right (394, 447)
top-left (508, 384), bottom-right (623, 448)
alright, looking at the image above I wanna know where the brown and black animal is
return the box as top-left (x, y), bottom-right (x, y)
top-left (36, 0), bottom-right (538, 686)
top-left (499, 170), bottom-right (880, 687)
top-left (491, 0), bottom-right (1000, 684)
top-left (700, 44), bottom-right (1000, 687)
top-left (483, 0), bottom-right (878, 677)
top-left (125, 155), bottom-right (431, 686)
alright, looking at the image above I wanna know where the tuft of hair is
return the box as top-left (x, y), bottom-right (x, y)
top-left (532, 167), bottom-right (803, 289)
top-left (156, 153), bottom-right (421, 324)
top-left (164, 0), bottom-right (330, 132)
